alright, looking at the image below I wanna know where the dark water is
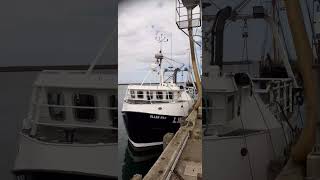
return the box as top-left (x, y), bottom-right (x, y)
top-left (118, 85), bottom-right (162, 180)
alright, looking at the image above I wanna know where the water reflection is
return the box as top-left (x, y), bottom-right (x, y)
top-left (121, 142), bottom-right (162, 180)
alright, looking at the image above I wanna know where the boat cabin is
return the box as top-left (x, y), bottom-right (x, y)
top-left (203, 73), bottom-right (238, 127)
top-left (25, 70), bottom-right (117, 144)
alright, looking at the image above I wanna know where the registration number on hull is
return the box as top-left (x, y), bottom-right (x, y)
top-left (150, 115), bottom-right (167, 119)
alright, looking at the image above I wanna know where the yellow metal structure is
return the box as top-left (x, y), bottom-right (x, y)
top-left (284, 0), bottom-right (318, 162)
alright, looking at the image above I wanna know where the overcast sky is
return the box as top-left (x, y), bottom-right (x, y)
top-left (0, 0), bottom-right (117, 66)
top-left (118, 0), bottom-right (201, 84)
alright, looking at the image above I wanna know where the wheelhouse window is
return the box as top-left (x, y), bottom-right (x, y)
top-left (167, 92), bottom-right (173, 100)
top-left (146, 91), bottom-right (152, 101)
top-left (73, 94), bottom-right (96, 122)
top-left (156, 91), bottom-right (163, 100)
top-left (130, 90), bottom-right (135, 98)
top-left (137, 91), bottom-right (144, 99)
top-left (47, 92), bottom-right (65, 121)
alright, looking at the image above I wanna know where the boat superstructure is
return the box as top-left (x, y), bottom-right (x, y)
top-left (203, 67), bottom-right (299, 179)
top-left (122, 49), bottom-right (195, 148)
top-left (13, 70), bottom-right (118, 179)
top-left (202, 2), bottom-right (303, 179)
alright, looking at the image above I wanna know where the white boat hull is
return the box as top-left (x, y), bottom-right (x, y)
top-left (13, 134), bottom-right (118, 178)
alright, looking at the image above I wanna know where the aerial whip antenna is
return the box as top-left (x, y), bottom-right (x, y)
top-left (86, 28), bottom-right (117, 75)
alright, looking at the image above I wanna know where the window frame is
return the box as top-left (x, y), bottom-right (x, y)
top-left (146, 91), bottom-right (153, 101)
top-left (72, 93), bottom-right (97, 122)
top-left (137, 91), bottom-right (144, 99)
top-left (130, 90), bottom-right (135, 98)
top-left (47, 91), bottom-right (66, 121)
top-left (167, 91), bottom-right (173, 100)
top-left (156, 91), bottom-right (163, 100)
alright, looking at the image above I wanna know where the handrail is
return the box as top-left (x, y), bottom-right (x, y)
top-left (19, 132), bottom-right (117, 147)
top-left (35, 122), bottom-right (117, 130)
top-left (35, 103), bottom-right (117, 110)
top-left (251, 78), bottom-right (292, 81)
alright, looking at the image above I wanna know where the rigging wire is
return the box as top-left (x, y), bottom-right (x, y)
top-left (260, 21), bottom-right (269, 60)
top-left (304, 0), bottom-right (319, 62)
top-left (304, 0), bottom-right (316, 41)
top-left (86, 28), bottom-right (117, 75)
top-left (298, 105), bottom-right (304, 127)
top-left (251, 88), bottom-right (277, 158)
top-left (234, 0), bottom-right (253, 14)
top-left (238, 88), bottom-right (255, 180)
top-left (275, 0), bottom-right (292, 62)
top-left (208, 0), bottom-right (221, 10)
top-left (163, 56), bottom-right (185, 66)
top-left (273, 101), bottom-right (295, 132)
top-left (241, 19), bottom-right (251, 73)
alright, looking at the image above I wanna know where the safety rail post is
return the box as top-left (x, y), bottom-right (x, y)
top-left (289, 81), bottom-right (293, 112)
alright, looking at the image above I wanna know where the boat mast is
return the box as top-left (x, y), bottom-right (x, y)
top-left (177, 0), bottom-right (202, 109)
top-left (155, 33), bottom-right (168, 86)
top-left (155, 51), bottom-right (164, 85)
top-left (276, 1), bottom-right (319, 179)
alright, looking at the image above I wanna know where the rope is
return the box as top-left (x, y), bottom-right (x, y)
top-left (239, 88), bottom-right (255, 180)
top-left (252, 91), bottom-right (277, 158)
top-left (273, 101), bottom-right (294, 132)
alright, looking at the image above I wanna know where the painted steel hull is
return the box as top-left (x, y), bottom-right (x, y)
top-left (122, 111), bottom-right (182, 148)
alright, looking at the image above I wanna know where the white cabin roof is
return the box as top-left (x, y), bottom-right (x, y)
top-left (34, 70), bottom-right (117, 89)
top-left (127, 84), bottom-right (181, 91)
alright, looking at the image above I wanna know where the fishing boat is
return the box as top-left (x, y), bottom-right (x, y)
top-left (122, 48), bottom-right (196, 148)
top-left (202, 1), bottom-right (305, 179)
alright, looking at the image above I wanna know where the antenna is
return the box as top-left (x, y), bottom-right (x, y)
top-left (155, 32), bottom-right (168, 52)
top-left (86, 28), bottom-right (116, 76)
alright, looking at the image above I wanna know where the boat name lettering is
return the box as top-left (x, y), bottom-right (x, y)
top-left (150, 115), bottom-right (167, 119)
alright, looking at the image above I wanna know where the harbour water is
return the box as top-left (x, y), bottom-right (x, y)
top-left (118, 85), bottom-right (162, 180)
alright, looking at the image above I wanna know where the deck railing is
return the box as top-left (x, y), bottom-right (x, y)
top-left (252, 78), bottom-right (294, 119)
top-left (30, 102), bottom-right (118, 131)
top-left (202, 78), bottom-right (295, 135)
